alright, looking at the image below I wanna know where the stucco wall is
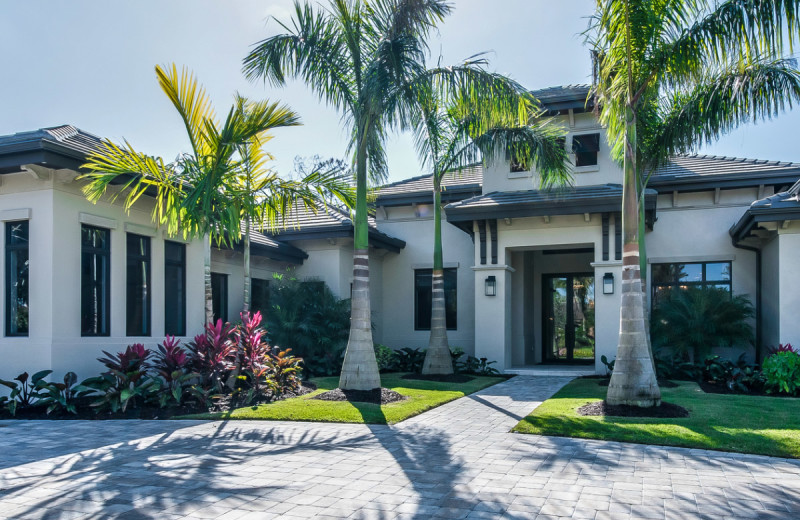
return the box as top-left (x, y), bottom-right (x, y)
top-left (1, 172), bottom-right (208, 381)
top-left (778, 229), bottom-right (800, 347)
top-left (376, 205), bottom-right (476, 355)
top-left (481, 112), bottom-right (623, 195)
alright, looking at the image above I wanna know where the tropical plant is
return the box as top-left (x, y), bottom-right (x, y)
top-left (703, 354), bottom-right (764, 393)
top-left (395, 347), bottom-right (426, 373)
top-left (588, 0), bottom-right (800, 406)
top-left (150, 336), bottom-right (196, 407)
top-left (404, 56), bottom-right (570, 375)
top-left (265, 348), bottom-right (304, 397)
top-left (244, 0), bottom-right (452, 390)
top-left (763, 351), bottom-right (800, 395)
top-left (81, 65), bottom-right (303, 324)
top-left (651, 287), bottom-right (754, 362)
top-left (456, 356), bottom-right (500, 376)
top-left (374, 344), bottom-right (398, 372)
top-left (79, 344), bottom-right (156, 413)
top-left (265, 275), bottom-right (350, 377)
top-left (0, 370), bottom-right (51, 416)
top-left (34, 372), bottom-right (79, 415)
top-left (770, 343), bottom-right (798, 355)
top-left (600, 355), bottom-right (615, 376)
top-left (230, 311), bottom-right (274, 402)
top-left (187, 320), bottom-right (236, 394)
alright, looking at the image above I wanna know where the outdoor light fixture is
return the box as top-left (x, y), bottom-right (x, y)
top-left (485, 275), bottom-right (497, 296)
top-left (603, 272), bottom-right (615, 295)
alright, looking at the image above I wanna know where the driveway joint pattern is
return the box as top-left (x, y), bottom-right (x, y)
top-left (2, 376), bottom-right (800, 519)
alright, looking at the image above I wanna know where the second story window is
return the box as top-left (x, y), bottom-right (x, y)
top-left (572, 133), bottom-right (600, 167)
top-left (5, 220), bottom-right (29, 337)
top-left (81, 225), bottom-right (110, 337)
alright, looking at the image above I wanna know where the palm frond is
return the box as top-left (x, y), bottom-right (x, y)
top-left (155, 64), bottom-right (215, 157)
top-left (648, 57), bottom-right (800, 168)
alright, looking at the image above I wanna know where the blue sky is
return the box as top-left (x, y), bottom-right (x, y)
top-left (2, 0), bottom-right (799, 184)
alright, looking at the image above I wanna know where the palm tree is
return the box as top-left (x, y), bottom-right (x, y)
top-left (588, 0), bottom-right (800, 406)
top-left (231, 134), bottom-right (355, 313)
top-left (81, 64), bottom-right (301, 325)
top-left (243, 0), bottom-right (451, 390)
top-left (406, 59), bottom-right (571, 374)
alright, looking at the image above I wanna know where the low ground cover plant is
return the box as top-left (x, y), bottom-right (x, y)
top-left (0, 311), bottom-right (303, 419)
top-left (371, 344), bottom-right (500, 376)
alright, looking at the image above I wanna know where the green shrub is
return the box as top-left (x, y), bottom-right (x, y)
top-left (374, 344), bottom-right (398, 372)
top-left (265, 274), bottom-right (350, 377)
top-left (763, 351), bottom-right (800, 395)
top-left (395, 347), bottom-right (425, 373)
top-left (651, 286), bottom-right (754, 362)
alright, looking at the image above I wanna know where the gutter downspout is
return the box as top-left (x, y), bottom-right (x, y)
top-left (731, 237), bottom-right (762, 364)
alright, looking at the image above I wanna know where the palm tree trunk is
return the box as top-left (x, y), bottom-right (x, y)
top-left (606, 106), bottom-right (661, 407)
top-left (422, 176), bottom-right (453, 375)
top-left (243, 219), bottom-right (251, 314)
top-left (204, 232), bottom-right (214, 324)
top-left (339, 130), bottom-right (381, 391)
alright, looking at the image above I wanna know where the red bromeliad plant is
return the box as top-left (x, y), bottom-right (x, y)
top-left (79, 344), bottom-right (155, 413)
top-left (770, 343), bottom-right (798, 356)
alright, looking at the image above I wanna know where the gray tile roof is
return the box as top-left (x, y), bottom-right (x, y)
top-left (731, 178), bottom-right (800, 241)
top-left (376, 166), bottom-right (483, 206)
top-left (445, 184), bottom-right (658, 222)
top-left (0, 124), bottom-right (105, 174)
top-left (649, 154), bottom-right (800, 190)
top-left (531, 84), bottom-right (593, 112)
top-left (270, 202), bottom-right (406, 253)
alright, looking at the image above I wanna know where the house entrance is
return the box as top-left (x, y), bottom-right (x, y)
top-left (543, 274), bottom-right (595, 364)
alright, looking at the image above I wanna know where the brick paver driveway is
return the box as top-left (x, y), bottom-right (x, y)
top-left (2, 376), bottom-right (800, 519)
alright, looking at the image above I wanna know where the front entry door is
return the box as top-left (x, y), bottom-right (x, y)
top-left (543, 274), bottom-right (595, 363)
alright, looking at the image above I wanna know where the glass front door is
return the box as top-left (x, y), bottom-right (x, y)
top-left (543, 274), bottom-right (595, 363)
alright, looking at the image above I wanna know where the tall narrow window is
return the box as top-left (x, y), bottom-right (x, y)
top-left (5, 221), bottom-right (29, 337)
top-left (164, 241), bottom-right (186, 336)
top-left (414, 268), bottom-right (457, 330)
top-left (126, 234), bottom-right (151, 336)
top-left (81, 225), bottom-right (110, 336)
top-left (211, 273), bottom-right (228, 323)
top-left (251, 278), bottom-right (270, 318)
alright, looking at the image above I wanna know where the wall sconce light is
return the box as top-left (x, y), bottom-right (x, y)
top-left (603, 272), bottom-right (614, 295)
top-left (485, 275), bottom-right (497, 296)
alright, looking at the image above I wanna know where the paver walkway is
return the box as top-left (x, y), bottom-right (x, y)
top-left (2, 376), bottom-right (800, 519)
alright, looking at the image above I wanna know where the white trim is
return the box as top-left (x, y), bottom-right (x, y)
top-left (591, 261), bottom-right (622, 268)
top-left (124, 222), bottom-right (157, 237)
top-left (412, 262), bottom-right (460, 270)
top-left (0, 208), bottom-right (32, 222)
top-left (471, 265), bottom-right (516, 273)
top-left (648, 254), bottom-right (735, 264)
top-left (79, 212), bottom-right (117, 230)
top-left (161, 230), bottom-right (191, 243)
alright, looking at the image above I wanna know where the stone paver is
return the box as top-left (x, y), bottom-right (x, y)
top-left (2, 376), bottom-right (800, 519)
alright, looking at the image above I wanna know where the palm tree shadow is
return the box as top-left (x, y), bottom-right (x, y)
top-left (349, 398), bottom-right (530, 519)
top-left (0, 419), bottom-right (378, 520)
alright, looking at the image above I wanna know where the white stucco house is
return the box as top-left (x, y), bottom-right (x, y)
top-left (1, 85), bottom-right (799, 380)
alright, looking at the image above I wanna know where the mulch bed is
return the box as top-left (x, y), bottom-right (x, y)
top-left (312, 387), bottom-right (408, 405)
top-left (401, 373), bottom-right (475, 383)
top-left (578, 400), bottom-right (689, 418)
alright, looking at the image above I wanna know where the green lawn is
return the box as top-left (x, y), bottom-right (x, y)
top-left (181, 373), bottom-right (506, 424)
top-left (513, 377), bottom-right (800, 459)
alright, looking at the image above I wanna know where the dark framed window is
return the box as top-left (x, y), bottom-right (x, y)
top-left (5, 221), bottom-right (29, 337)
top-left (164, 241), bottom-right (186, 336)
top-left (414, 268), bottom-right (457, 330)
top-left (251, 278), bottom-right (270, 318)
top-left (652, 261), bottom-right (732, 307)
top-left (506, 149), bottom-right (529, 173)
top-left (126, 234), bottom-right (151, 336)
top-left (81, 225), bottom-right (111, 336)
top-left (211, 272), bottom-right (228, 323)
top-left (572, 133), bottom-right (600, 167)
